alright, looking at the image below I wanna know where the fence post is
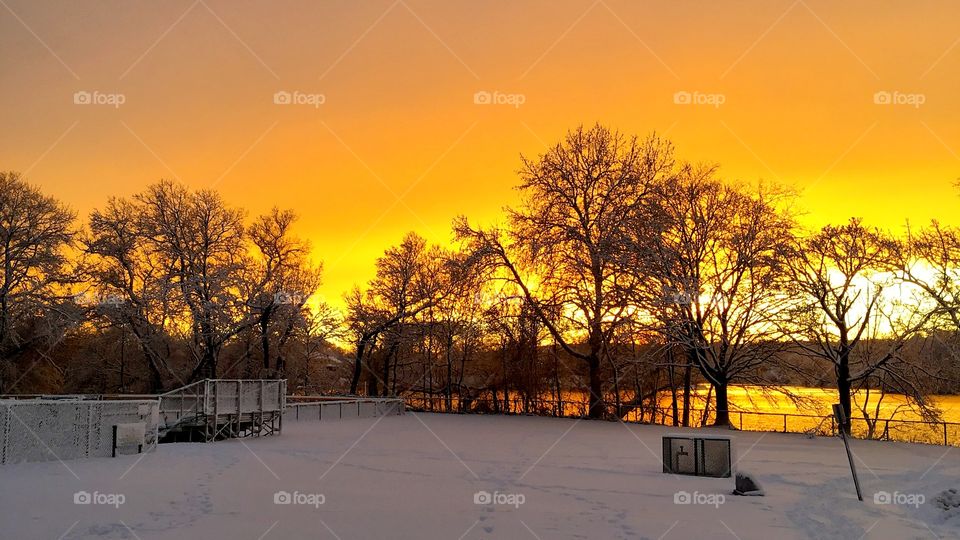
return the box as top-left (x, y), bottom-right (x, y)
top-left (945, 422), bottom-right (949, 446)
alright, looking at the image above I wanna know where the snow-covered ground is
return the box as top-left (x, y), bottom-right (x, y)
top-left (0, 413), bottom-right (957, 539)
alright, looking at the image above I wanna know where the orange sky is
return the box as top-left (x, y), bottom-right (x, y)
top-left (2, 0), bottom-right (959, 307)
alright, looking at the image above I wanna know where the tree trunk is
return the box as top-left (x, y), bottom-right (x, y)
top-left (445, 334), bottom-right (453, 411)
top-left (381, 338), bottom-right (400, 397)
top-left (553, 343), bottom-right (562, 417)
top-left (837, 351), bottom-right (852, 434)
top-left (587, 353), bottom-right (604, 418)
top-left (682, 360), bottom-right (692, 427)
top-left (350, 336), bottom-right (367, 394)
top-left (667, 348), bottom-right (679, 426)
top-left (260, 309), bottom-right (272, 372)
top-left (713, 380), bottom-right (730, 426)
top-left (142, 345), bottom-right (163, 393)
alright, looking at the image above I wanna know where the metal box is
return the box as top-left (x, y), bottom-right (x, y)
top-left (662, 434), bottom-right (732, 478)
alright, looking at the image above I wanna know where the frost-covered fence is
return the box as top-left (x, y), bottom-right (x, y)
top-left (284, 397), bottom-right (405, 422)
top-left (0, 399), bottom-right (159, 464)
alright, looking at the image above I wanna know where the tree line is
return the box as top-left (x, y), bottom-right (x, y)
top-left (2, 124), bottom-right (959, 433)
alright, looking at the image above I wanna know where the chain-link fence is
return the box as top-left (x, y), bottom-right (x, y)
top-left (404, 395), bottom-right (960, 447)
top-left (0, 399), bottom-right (159, 464)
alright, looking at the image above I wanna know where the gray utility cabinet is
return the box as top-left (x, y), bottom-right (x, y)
top-left (662, 434), bottom-right (733, 478)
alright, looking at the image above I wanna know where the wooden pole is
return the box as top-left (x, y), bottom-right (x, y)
top-left (833, 404), bottom-right (862, 501)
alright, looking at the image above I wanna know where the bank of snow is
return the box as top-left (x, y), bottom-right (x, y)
top-left (0, 413), bottom-right (957, 539)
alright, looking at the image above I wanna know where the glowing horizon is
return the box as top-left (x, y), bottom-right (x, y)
top-left (2, 0), bottom-right (959, 308)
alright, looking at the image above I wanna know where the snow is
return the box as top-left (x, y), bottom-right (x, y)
top-left (0, 413), bottom-right (958, 539)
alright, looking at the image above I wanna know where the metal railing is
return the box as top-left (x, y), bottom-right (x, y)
top-left (284, 397), bottom-right (405, 421)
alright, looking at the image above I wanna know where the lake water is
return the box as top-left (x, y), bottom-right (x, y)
top-left (406, 385), bottom-right (960, 445)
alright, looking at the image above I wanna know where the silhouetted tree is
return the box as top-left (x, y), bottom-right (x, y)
top-left (457, 124), bottom-right (674, 418)
top-left (636, 167), bottom-right (794, 426)
top-left (346, 233), bottom-right (447, 395)
top-left (85, 196), bottom-right (176, 391)
top-left (135, 180), bottom-right (250, 379)
top-left (783, 218), bottom-right (934, 433)
top-left (0, 172), bottom-right (76, 392)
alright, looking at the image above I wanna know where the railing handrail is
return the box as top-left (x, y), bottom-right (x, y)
top-left (158, 380), bottom-right (207, 397)
top-left (158, 379), bottom-right (284, 397)
top-left (0, 398), bottom-right (159, 405)
top-left (286, 397), bottom-right (405, 407)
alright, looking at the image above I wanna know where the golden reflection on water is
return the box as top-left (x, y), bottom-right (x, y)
top-left (409, 386), bottom-right (960, 445)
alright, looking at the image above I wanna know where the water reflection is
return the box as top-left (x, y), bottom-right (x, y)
top-left (405, 385), bottom-right (960, 446)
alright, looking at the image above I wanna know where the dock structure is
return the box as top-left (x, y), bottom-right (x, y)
top-left (159, 379), bottom-right (286, 442)
top-left (1, 380), bottom-right (407, 464)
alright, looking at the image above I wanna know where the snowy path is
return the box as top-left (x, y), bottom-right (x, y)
top-left (0, 413), bottom-right (957, 539)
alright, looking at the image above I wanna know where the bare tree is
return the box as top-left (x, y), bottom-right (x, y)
top-left (456, 124), bottom-right (673, 418)
top-left (783, 218), bottom-right (934, 433)
top-left (85, 197), bottom-right (176, 391)
top-left (135, 180), bottom-right (251, 379)
top-left (345, 233), bottom-right (446, 395)
top-left (0, 172), bottom-right (76, 391)
top-left (636, 167), bottom-right (795, 426)
top-left (246, 208), bottom-right (322, 376)
top-left (896, 220), bottom-right (960, 331)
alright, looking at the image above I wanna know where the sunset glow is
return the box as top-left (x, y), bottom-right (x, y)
top-left (6, 4), bottom-right (960, 538)
top-left (3, 1), bottom-right (960, 306)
